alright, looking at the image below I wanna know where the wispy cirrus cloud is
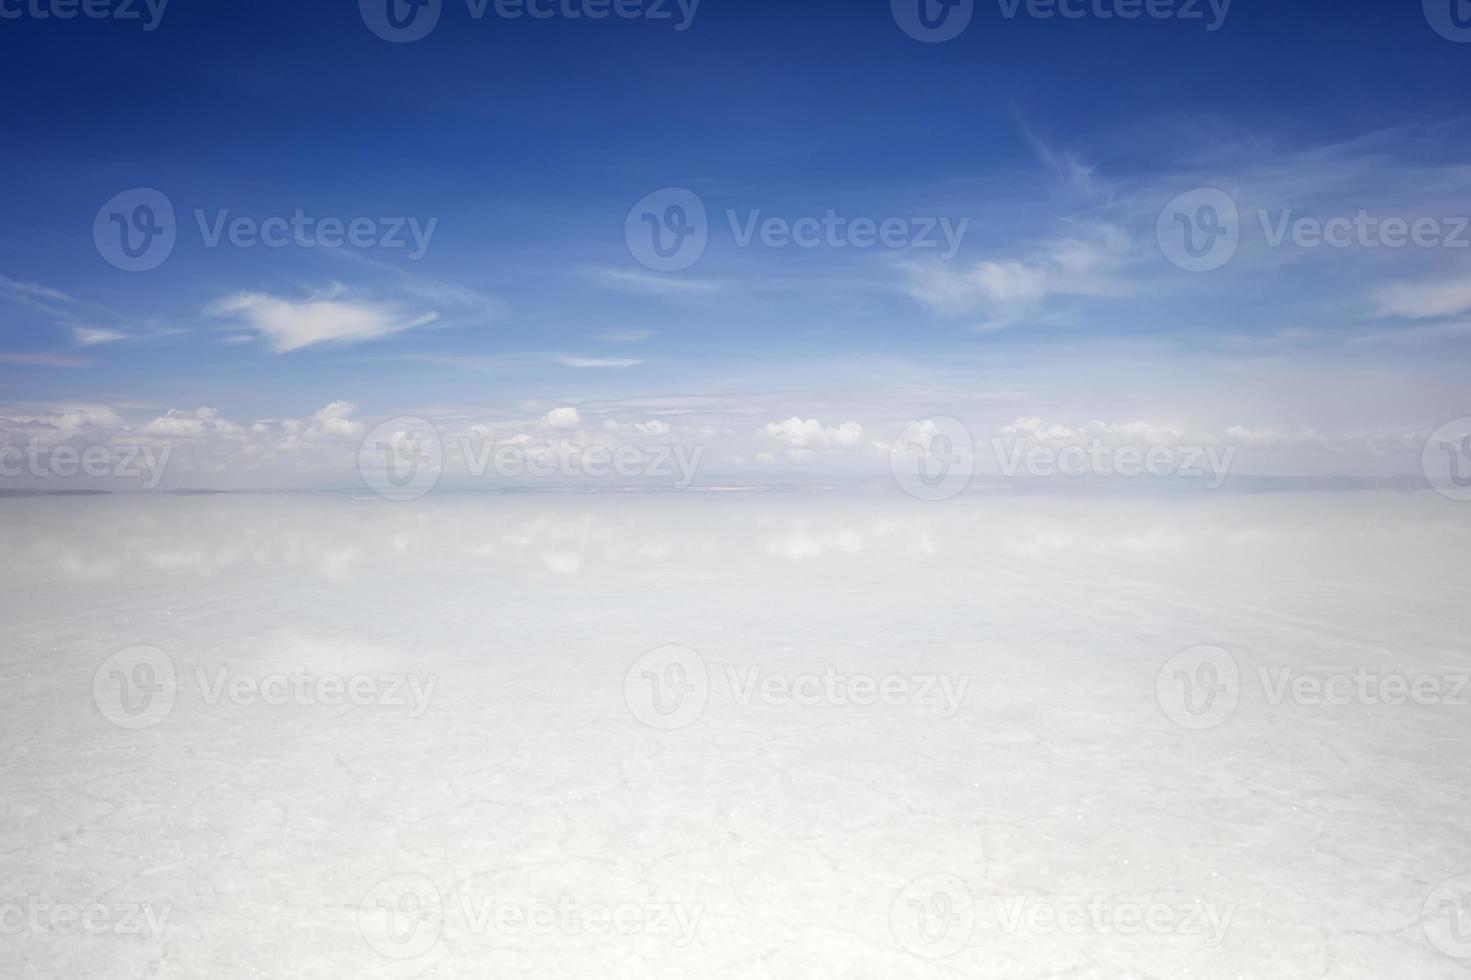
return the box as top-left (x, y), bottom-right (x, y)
top-left (1017, 118), bottom-right (1111, 203)
top-left (1371, 277), bottom-right (1471, 320)
top-left (901, 225), bottom-right (1130, 327)
top-left (72, 327), bottom-right (130, 347)
top-left (209, 285), bottom-right (439, 353)
top-left (0, 274), bottom-right (74, 307)
top-left (591, 267), bottom-right (723, 295)
top-left (554, 355), bottom-right (644, 368)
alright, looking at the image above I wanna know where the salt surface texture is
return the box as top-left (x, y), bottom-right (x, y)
top-left (0, 490), bottom-right (1467, 978)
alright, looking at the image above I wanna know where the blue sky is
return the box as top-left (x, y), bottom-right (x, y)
top-left (2, 0), bottom-right (1470, 487)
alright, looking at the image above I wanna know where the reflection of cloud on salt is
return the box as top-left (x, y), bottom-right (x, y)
top-left (544, 553), bottom-right (582, 574)
top-left (316, 548), bottom-right (363, 581)
top-left (1003, 527), bottom-right (1189, 557)
top-left (765, 529), bottom-right (864, 561)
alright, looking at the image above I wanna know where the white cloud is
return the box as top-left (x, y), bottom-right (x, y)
top-left (1018, 121), bottom-right (1110, 202)
top-left (902, 225), bottom-right (1129, 323)
top-left (1003, 417), bottom-right (1190, 449)
top-left (592, 268), bottom-right (723, 295)
top-left (209, 289), bottom-right (439, 353)
top-left (995, 417), bottom-right (1421, 458)
top-left (543, 407), bottom-right (581, 429)
top-left (1372, 278), bottom-right (1471, 320)
top-left (1348, 320), bottom-right (1471, 346)
top-left (1222, 425), bottom-right (1419, 455)
top-left (0, 405), bottom-right (123, 446)
top-left (72, 327), bottom-right (130, 347)
top-left (759, 417), bottom-right (865, 451)
top-left (309, 400), bottom-right (365, 438)
top-left (0, 274), bottom-right (73, 305)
